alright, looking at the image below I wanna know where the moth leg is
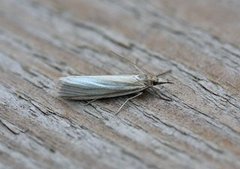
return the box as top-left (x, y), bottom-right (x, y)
top-left (150, 87), bottom-right (172, 101)
top-left (115, 92), bottom-right (143, 115)
top-left (84, 99), bottom-right (97, 106)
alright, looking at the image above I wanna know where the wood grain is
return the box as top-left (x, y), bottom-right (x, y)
top-left (0, 0), bottom-right (240, 169)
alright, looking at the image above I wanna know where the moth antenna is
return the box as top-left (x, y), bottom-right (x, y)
top-left (110, 50), bottom-right (148, 74)
top-left (156, 70), bottom-right (172, 77)
top-left (133, 58), bottom-right (145, 74)
top-left (159, 81), bottom-right (174, 85)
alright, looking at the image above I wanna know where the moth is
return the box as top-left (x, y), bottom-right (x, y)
top-left (58, 53), bottom-right (172, 114)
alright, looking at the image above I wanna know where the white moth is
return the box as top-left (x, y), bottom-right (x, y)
top-left (58, 72), bottom-right (172, 114)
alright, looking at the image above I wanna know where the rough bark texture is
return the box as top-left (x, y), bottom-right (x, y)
top-left (0, 0), bottom-right (240, 169)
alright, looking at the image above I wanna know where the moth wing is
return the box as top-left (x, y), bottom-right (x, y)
top-left (58, 75), bottom-right (147, 100)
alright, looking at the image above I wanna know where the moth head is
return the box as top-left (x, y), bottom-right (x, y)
top-left (156, 76), bottom-right (173, 85)
top-left (152, 70), bottom-right (173, 86)
top-left (151, 77), bottom-right (172, 86)
top-left (143, 70), bottom-right (173, 86)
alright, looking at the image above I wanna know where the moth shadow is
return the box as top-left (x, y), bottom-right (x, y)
top-left (65, 87), bottom-right (172, 114)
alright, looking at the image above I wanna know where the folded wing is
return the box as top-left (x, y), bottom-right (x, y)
top-left (58, 75), bottom-right (147, 100)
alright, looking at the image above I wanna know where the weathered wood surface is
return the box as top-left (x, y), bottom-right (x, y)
top-left (0, 0), bottom-right (240, 169)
